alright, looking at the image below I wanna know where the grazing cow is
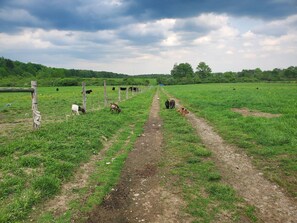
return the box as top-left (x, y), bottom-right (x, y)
top-left (178, 107), bottom-right (189, 116)
top-left (110, 103), bottom-right (121, 113)
top-left (86, 90), bottom-right (93, 94)
top-left (112, 87), bottom-right (115, 91)
top-left (169, 100), bottom-right (175, 109)
top-left (165, 100), bottom-right (170, 109)
top-left (129, 87), bottom-right (139, 92)
top-left (56, 88), bottom-right (59, 91)
top-left (71, 104), bottom-right (86, 115)
top-left (120, 87), bottom-right (127, 91)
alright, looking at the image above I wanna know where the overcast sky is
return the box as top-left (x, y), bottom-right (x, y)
top-left (0, 0), bottom-right (297, 75)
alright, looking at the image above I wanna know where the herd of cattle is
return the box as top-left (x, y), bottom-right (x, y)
top-left (69, 87), bottom-right (188, 116)
top-left (72, 100), bottom-right (188, 117)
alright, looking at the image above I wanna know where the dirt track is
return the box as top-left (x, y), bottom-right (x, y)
top-left (174, 100), bottom-right (297, 223)
top-left (87, 92), bottom-right (191, 223)
top-left (33, 91), bottom-right (297, 222)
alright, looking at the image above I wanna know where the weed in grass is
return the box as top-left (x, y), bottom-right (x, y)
top-left (32, 175), bottom-right (61, 198)
top-left (19, 156), bottom-right (43, 168)
top-left (206, 184), bottom-right (236, 202)
top-left (207, 172), bottom-right (222, 182)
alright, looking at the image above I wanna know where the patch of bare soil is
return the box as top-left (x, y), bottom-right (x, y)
top-left (87, 92), bottom-right (192, 223)
top-left (231, 108), bottom-right (282, 118)
top-left (173, 101), bottom-right (296, 223)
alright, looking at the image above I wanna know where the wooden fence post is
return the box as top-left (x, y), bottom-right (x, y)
top-left (118, 86), bottom-right (121, 102)
top-left (104, 80), bottom-right (107, 107)
top-left (126, 87), bottom-right (128, 100)
top-left (31, 81), bottom-right (41, 129)
top-left (82, 82), bottom-right (86, 112)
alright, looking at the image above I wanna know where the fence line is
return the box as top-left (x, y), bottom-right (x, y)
top-left (0, 81), bottom-right (41, 129)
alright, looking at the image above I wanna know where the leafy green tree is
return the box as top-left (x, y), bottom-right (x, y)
top-left (196, 62), bottom-right (212, 79)
top-left (171, 63), bottom-right (194, 79)
top-left (284, 66), bottom-right (297, 79)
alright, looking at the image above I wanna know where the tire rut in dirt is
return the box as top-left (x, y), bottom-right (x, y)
top-left (171, 97), bottom-right (297, 223)
top-left (87, 93), bottom-right (191, 223)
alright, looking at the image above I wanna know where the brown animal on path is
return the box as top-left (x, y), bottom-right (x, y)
top-left (177, 107), bottom-right (189, 116)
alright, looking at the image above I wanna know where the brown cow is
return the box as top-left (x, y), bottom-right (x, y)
top-left (177, 107), bottom-right (189, 116)
top-left (110, 103), bottom-right (121, 113)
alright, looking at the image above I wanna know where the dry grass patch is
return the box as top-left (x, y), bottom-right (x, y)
top-left (231, 108), bottom-right (282, 118)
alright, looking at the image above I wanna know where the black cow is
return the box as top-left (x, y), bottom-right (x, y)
top-left (165, 100), bottom-right (170, 109)
top-left (112, 87), bottom-right (115, 91)
top-left (120, 87), bottom-right (127, 91)
top-left (169, 100), bottom-right (175, 109)
top-left (86, 90), bottom-right (93, 94)
top-left (129, 87), bottom-right (139, 92)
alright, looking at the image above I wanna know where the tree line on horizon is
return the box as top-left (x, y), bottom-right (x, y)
top-left (0, 57), bottom-right (158, 87)
top-left (0, 57), bottom-right (296, 87)
top-left (156, 62), bottom-right (297, 85)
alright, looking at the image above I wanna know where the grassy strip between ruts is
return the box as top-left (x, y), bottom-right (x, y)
top-left (159, 91), bottom-right (259, 223)
top-left (0, 87), bottom-right (155, 223)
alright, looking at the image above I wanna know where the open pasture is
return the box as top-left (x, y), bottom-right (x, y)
top-left (0, 86), bottom-right (155, 222)
top-left (0, 85), bottom-right (146, 144)
top-left (164, 82), bottom-right (297, 197)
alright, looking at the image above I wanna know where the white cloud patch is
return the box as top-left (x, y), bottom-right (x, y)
top-left (0, 7), bottom-right (296, 74)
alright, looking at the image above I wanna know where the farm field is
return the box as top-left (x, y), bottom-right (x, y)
top-left (164, 82), bottom-right (297, 198)
top-left (0, 85), bottom-right (147, 144)
top-left (0, 85), bottom-right (154, 222)
top-left (0, 82), bottom-right (296, 222)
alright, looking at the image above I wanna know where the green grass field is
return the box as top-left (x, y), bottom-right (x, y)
top-left (0, 86), bottom-right (154, 222)
top-left (163, 83), bottom-right (297, 197)
top-left (1, 82), bottom-right (296, 222)
top-left (0, 85), bottom-right (148, 144)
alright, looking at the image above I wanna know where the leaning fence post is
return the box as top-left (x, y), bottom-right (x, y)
top-left (82, 82), bottom-right (86, 112)
top-left (104, 80), bottom-right (108, 107)
top-left (31, 81), bottom-right (41, 129)
top-left (118, 86), bottom-right (121, 102)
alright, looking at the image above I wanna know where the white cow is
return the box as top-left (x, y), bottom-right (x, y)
top-left (71, 104), bottom-right (85, 115)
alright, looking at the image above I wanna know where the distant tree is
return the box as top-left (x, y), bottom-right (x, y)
top-left (5, 59), bottom-right (14, 70)
top-left (171, 63), bottom-right (194, 79)
top-left (284, 66), bottom-right (297, 79)
top-left (196, 62), bottom-right (212, 79)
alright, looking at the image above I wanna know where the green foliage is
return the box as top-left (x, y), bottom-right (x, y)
top-left (196, 61), bottom-right (212, 79)
top-left (170, 63), bottom-right (194, 79)
top-left (165, 60), bottom-right (297, 85)
top-left (32, 175), bottom-right (61, 198)
top-left (0, 57), bottom-right (158, 87)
